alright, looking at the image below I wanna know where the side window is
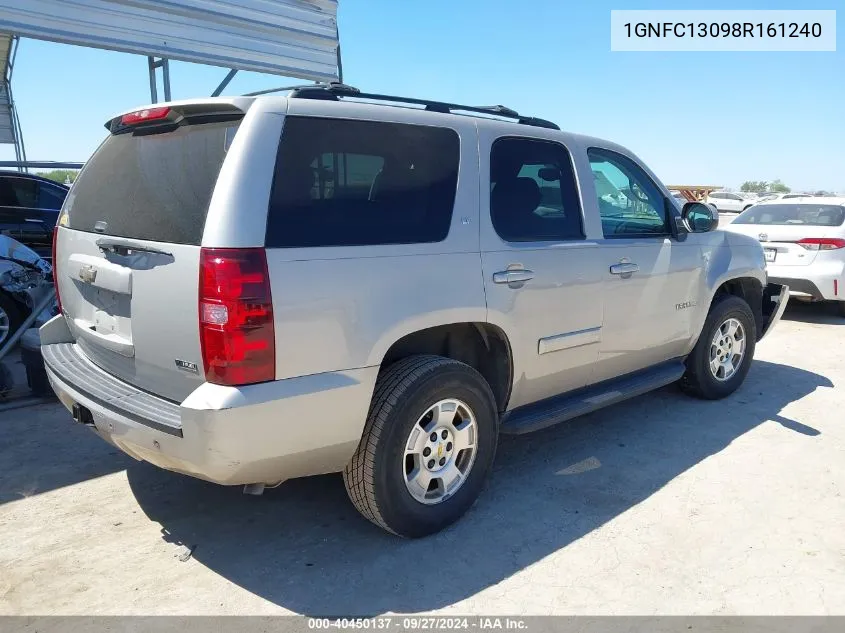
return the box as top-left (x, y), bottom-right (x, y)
top-left (0, 177), bottom-right (16, 206)
top-left (310, 152), bottom-right (385, 200)
top-left (266, 117), bottom-right (460, 248)
top-left (0, 177), bottom-right (38, 208)
top-left (710, 192), bottom-right (724, 200)
top-left (37, 183), bottom-right (68, 210)
top-left (588, 148), bottom-right (669, 238)
top-left (489, 137), bottom-right (583, 242)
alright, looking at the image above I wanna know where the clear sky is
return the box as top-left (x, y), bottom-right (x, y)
top-left (2, 0), bottom-right (843, 192)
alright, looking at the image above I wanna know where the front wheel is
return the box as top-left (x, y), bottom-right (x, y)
top-left (681, 295), bottom-right (756, 400)
top-left (343, 355), bottom-right (498, 538)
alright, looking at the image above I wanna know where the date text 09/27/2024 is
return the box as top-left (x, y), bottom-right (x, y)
top-left (308, 618), bottom-right (528, 630)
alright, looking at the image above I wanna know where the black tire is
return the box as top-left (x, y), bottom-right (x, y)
top-left (680, 295), bottom-right (756, 400)
top-left (0, 291), bottom-right (23, 348)
top-left (343, 355), bottom-right (498, 538)
top-left (835, 301), bottom-right (845, 318)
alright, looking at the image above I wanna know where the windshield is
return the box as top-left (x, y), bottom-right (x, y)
top-left (733, 204), bottom-right (845, 227)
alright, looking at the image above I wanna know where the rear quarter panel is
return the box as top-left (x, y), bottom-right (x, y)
top-left (261, 102), bottom-right (485, 379)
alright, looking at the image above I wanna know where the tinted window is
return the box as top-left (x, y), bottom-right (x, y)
top-left (0, 176), bottom-right (37, 207)
top-left (65, 121), bottom-right (239, 245)
top-left (38, 183), bottom-right (67, 210)
top-left (489, 137), bottom-right (583, 242)
top-left (311, 152), bottom-right (385, 200)
top-left (266, 117), bottom-right (459, 248)
top-left (588, 148), bottom-right (669, 238)
top-left (733, 204), bottom-right (845, 226)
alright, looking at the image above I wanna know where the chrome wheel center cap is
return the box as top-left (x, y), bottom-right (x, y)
top-left (424, 427), bottom-right (454, 472)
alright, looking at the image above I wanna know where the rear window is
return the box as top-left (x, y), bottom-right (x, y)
top-left (265, 117), bottom-right (460, 248)
top-left (733, 204), bottom-right (845, 227)
top-left (65, 121), bottom-right (239, 245)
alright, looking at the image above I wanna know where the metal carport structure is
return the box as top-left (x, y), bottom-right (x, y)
top-left (0, 0), bottom-right (340, 169)
top-left (0, 33), bottom-right (25, 165)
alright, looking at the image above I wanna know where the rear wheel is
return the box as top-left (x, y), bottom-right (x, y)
top-left (681, 295), bottom-right (756, 400)
top-left (835, 301), bottom-right (845, 318)
top-left (343, 355), bottom-right (498, 538)
top-left (0, 292), bottom-right (23, 348)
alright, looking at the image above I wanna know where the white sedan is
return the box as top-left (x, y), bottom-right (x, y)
top-left (723, 197), bottom-right (845, 317)
top-left (706, 191), bottom-right (756, 213)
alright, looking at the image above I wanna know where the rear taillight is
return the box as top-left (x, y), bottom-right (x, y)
top-left (120, 107), bottom-right (171, 125)
top-left (52, 226), bottom-right (62, 313)
top-left (797, 238), bottom-right (845, 251)
top-left (199, 248), bottom-right (275, 386)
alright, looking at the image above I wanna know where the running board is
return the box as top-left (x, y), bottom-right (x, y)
top-left (500, 360), bottom-right (686, 435)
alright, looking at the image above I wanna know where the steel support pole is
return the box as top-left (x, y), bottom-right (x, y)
top-left (335, 26), bottom-right (343, 83)
top-left (211, 69), bottom-right (238, 97)
top-left (147, 56), bottom-right (158, 103)
top-left (6, 36), bottom-right (26, 172)
top-left (161, 58), bottom-right (171, 102)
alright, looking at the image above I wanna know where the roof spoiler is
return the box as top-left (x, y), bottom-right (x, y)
top-left (104, 100), bottom-right (249, 134)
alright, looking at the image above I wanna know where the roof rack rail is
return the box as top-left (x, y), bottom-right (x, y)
top-left (286, 83), bottom-right (559, 130)
top-left (243, 84), bottom-right (323, 97)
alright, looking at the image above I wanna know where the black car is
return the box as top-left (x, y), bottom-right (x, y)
top-left (0, 171), bottom-right (68, 261)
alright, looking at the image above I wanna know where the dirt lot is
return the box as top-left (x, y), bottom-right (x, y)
top-left (1, 302), bottom-right (843, 616)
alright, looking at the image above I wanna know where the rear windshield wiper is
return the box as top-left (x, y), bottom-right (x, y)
top-left (95, 238), bottom-right (172, 258)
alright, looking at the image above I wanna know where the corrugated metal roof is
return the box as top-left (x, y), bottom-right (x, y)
top-left (0, 34), bottom-right (13, 144)
top-left (0, 86), bottom-right (13, 144)
top-left (0, 32), bottom-right (9, 71)
top-left (0, 0), bottom-right (339, 82)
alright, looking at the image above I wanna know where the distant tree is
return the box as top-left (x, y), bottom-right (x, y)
top-left (37, 170), bottom-right (78, 185)
top-left (740, 181), bottom-right (769, 193)
top-left (769, 179), bottom-right (791, 193)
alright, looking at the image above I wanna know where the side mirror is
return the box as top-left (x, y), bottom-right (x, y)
top-left (682, 201), bottom-right (719, 233)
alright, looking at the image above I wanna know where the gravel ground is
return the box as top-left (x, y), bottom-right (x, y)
top-left (1, 301), bottom-right (843, 616)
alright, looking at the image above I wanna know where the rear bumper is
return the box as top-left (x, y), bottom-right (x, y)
top-left (43, 340), bottom-right (377, 486)
top-left (768, 277), bottom-right (825, 300)
top-left (767, 260), bottom-right (845, 301)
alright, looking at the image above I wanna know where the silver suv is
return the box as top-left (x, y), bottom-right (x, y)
top-left (42, 85), bottom-right (788, 537)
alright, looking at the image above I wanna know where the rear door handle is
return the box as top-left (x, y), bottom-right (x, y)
top-left (610, 262), bottom-right (639, 276)
top-left (493, 269), bottom-right (535, 285)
